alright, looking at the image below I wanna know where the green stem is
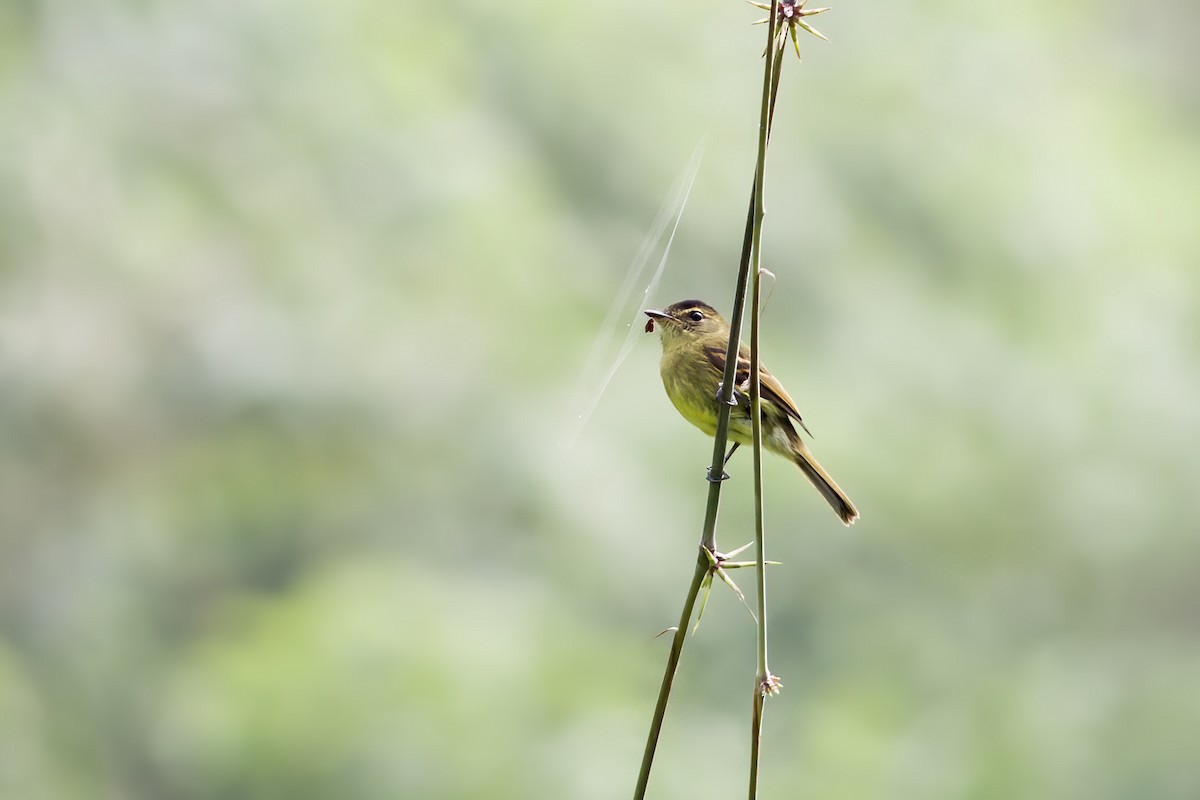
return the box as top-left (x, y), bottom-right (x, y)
top-left (634, 185), bottom-right (765, 800)
top-left (632, 6), bottom-right (785, 798)
top-left (700, 0), bottom-right (786, 559)
top-left (632, 551), bottom-right (708, 800)
top-left (748, 692), bottom-right (766, 800)
top-left (748, 21), bottom-right (788, 800)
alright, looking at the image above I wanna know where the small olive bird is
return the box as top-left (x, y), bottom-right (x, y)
top-left (645, 299), bottom-right (858, 525)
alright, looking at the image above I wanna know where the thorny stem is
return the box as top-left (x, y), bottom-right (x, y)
top-left (631, 550), bottom-right (708, 800)
top-left (633, 160), bottom-right (764, 800)
top-left (746, 18), bottom-right (787, 800)
top-left (633, 3), bottom-right (793, 798)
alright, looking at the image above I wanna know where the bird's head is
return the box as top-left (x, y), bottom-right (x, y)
top-left (644, 300), bottom-right (728, 347)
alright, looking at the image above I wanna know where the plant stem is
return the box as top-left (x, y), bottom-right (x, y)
top-left (631, 550), bottom-right (708, 800)
top-left (749, 691), bottom-right (766, 800)
top-left (748, 10), bottom-right (786, 800)
top-left (632, 182), bottom-right (766, 800)
top-left (632, 5), bottom-right (785, 797)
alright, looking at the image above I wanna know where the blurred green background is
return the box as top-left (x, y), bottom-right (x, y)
top-left (2, 0), bottom-right (1199, 798)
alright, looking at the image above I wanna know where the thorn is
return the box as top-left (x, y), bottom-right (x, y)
top-left (723, 541), bottom-right (755, 559)
top-left (797, 19), bottom-right (829, 42)
top-left (759, 673), bottom-right (783, 696)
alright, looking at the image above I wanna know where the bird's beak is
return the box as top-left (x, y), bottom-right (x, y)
top-left (643, 309), bottom-right (670, 334)
top-left (643, 309), bottom-right (671, 334)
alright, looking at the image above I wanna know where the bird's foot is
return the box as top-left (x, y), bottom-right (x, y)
top-left (715, 382), bottom-right (741, 407)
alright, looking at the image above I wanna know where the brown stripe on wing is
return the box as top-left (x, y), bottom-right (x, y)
top-left (702, 340), bottom-right (738, 383)
top-left (703, 341), bottom-right (748, 401)
top-left (759, 363), bottom-right (813, 437)
top-left (704, 339), bottom-right (814, 438)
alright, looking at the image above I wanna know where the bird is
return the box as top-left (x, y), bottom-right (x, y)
top-left (644, 299), bottom-right (858, 525)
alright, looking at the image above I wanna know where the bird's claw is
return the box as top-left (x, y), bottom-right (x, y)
top-left (715, 382), bottom-right (741, 407)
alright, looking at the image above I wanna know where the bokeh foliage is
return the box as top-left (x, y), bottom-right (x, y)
top-left (1, 0), bottom-right (1199, 798)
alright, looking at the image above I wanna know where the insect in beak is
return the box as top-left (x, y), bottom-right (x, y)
top-left (644, 309), bottom-right (669, 333)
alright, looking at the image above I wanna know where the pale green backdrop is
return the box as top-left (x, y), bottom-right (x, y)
top-left (2, 1), bottom-right (1199, 798)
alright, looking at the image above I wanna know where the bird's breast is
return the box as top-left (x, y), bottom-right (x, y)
top-left (659, 346), bottom-right (724, 436)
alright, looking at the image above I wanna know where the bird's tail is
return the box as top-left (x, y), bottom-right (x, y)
top-left (791, 444), bottom-right (859, 526)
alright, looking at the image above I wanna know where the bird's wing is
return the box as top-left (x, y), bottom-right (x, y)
top-left (704, 341), bottom-right (813, 437)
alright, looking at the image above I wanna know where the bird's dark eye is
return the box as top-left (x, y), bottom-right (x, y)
top-left (688, 310), bottom-right (704, 322)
